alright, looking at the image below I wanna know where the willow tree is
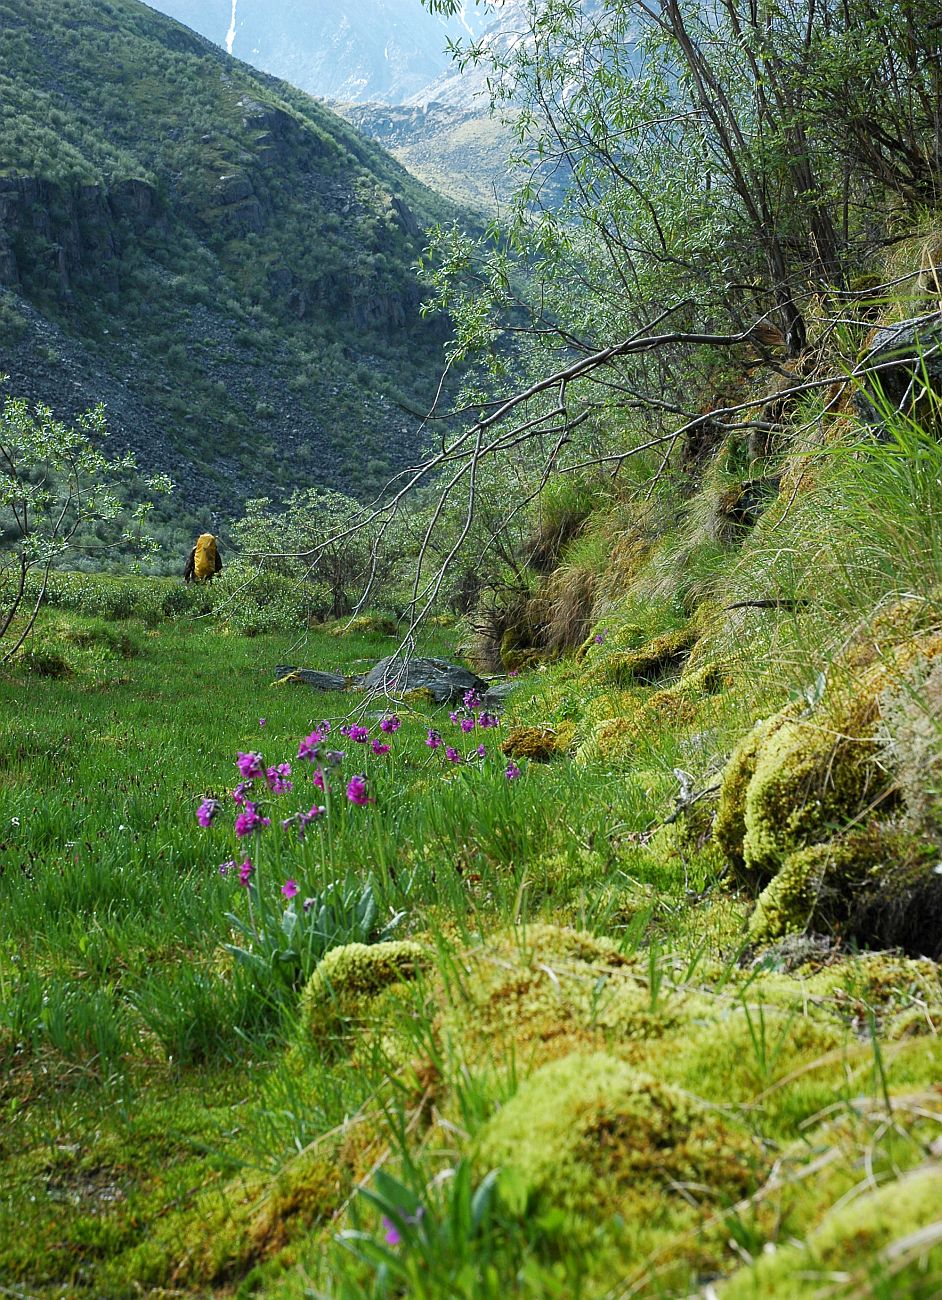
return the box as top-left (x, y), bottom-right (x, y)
top-left (307, 1), bottom-right (941, 628)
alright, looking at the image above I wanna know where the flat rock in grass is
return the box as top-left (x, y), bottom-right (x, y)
top-left (481, 680), bottom-right (519, 711)
top-left (273, 666), bottom-right (348, 691)
top-left (358, 655), bottom-right (487, 704)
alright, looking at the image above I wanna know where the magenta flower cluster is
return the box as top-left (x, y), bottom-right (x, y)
top-left (199, 698), bottom-right (521, 911)
top-left (424, 687), bottom-right (503, 768)
top-left (198, 718), bottom-right (385, 902)
top-left (235, 803), bottom-right (270, 838)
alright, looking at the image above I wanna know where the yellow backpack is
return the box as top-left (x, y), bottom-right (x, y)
top-left (194, 533), bottom-right (218, 581)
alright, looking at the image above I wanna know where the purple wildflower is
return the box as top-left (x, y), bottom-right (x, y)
top-left (371, 739), bottom-right (391, 756)
top-left (236, 751), bottom-right (264, 780)
top-left (341, 724), bottom-right (370, 744)
top-left (297, 730), bottom-right (323, 762)
top-left (379, 715), bottom-right (401, 734)
top-left (281, 804), bottom-right (325, 837)
top-left (266, 762), bottom-right (293, 794)
top-left (281, 878), bottom-right (300, 900)
top-left (325, 750), bottom-right (345, 766)
top-left (478, 711), bottom-right (499, 729)
top-left (505, 760), bottom-right (521, 781)
top-left (460, 716), bottom-right (476, 734)
top-left (346, 774), bottom-right (372, 806)
top-left (594, 628), bottom-right (608, 644)
top-left (448, 710), bottom-right (461, 725)
top-left (303, 896), bottom-right (316, 913)
top-left (232, 780), bottom-right (253, 807)
top-left (426, 729), bottom-right (442, 750)
top-left (197, 797), bottom-right (221, 828)
top-left (445, 746), bottom-right (461, 764)
top-left (476, 743), bottom-right (486, 757)
top-left (234, 803), bottom-right (271, 838)
top-left (463, 688), bottom-right (483, 711)
top-left (313, 768), bottom-right (326, 791)
top-left (382, 1216), bottom-right (401, 1248)
top-left (238, 858), bottom-right (254, 887)
top-left (218, 859), bottom-right (236, 876)
top-left (259, 717), bottom-right (267, 728)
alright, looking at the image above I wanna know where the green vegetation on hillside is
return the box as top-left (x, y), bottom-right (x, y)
top-left (0, 0), bottom-right (464, 505)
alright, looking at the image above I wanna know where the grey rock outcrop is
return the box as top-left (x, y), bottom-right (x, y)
top-left (359, 655), bottom-right (488, 704)
top-left (274, 666), bottom-right (349, 691)
top-left (481, 681), bottom-right (518, 711)
top-left (854, 313), bottom-right (942, 429)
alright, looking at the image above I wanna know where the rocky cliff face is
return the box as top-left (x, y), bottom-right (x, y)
top-left (0, 175), bottom-right (161, 300)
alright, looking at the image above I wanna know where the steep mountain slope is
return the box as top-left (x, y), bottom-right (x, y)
top-left (0, 0), bottom-right (462, 506)
top-left (143, 0), bottom-right (490, 103)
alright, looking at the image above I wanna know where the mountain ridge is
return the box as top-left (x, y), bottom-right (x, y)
top-left (142, 0), bottom-right (492, 105)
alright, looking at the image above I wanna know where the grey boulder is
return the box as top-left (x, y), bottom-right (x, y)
top-left (274, 666), bottom-right (348, 691)
top-left (853, 312), bottom-right (942, 428)
top-left (481, 680), bottom-right (519, 711)
top-left (359, 655), bottom-right (487, 704)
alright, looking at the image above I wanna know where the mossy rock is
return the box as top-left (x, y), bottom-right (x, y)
top-left (509, 923), bottom-right (628, 968)
top-left (500, 726), bottom-right (561, 762)
top-left (645, 661), bottom-right (729, 727)
top-left (596, 625), bottom-right (696, 688)
top-left (748, 837), bottom-right (867, 944)
top-left (551, 719), bottom-right (577, 753)
top-left (499, 625), bottom-right (543, 672)
top-left (179, 1149), bottom-right (342, 1284)
top-left (118, 1147), bottom-right (346, 1288)
top-left (720, 1164), bottom-right (942, 1298)
top-left (580, 688), bottom-right (646, 729)
top-left (714, 681), bottom-right (885, 890)
top-left (401, 687), bottom-right (436, 707)
top-left (744, 824), bottom-right (936, 945)
top-left (714, 713), bottom-right (790, 876)
top-left (723, 950), bottom-right (942, 1040)
top-left (298, 940), bottom-right (429, 1039)
top-left (743, 713), bottom-right (883, 882)
top-left (433, 926), bottom-right (655, 1073)
top-left (578, 714), bottom-right (644, 765)
top-left (715, 620), bottom-right (942, 893)
top-left (477, 1052), bottom-right (763, 1243)
top-left (325, 613), bottom-right (398, 637)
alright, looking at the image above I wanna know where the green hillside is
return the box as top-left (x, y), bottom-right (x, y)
top-left (0, 0), bottom-right (460, 506)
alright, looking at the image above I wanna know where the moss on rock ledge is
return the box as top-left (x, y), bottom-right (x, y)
top-left (500, 726), bottom-right (563, 761)
top-left (714, 617), bottom-right (942, 953)
top-left (594, 625), bottom-right (696, 687)
top-left (299, 940), bottom-right (429, 1039)
top-left (721, 1164), bottom-right (942, 1298)
top-left (476, 1051), bottom-right (763, 1248)
top-left (746, 824), bottom-right (941, 951)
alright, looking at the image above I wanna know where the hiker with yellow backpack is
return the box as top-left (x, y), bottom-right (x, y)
top-left (183, 532), bottom-right (223, 583)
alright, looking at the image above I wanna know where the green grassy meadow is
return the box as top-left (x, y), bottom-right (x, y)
top-left (1, 590), bottom-right (941, 1298)
top-left (0, 601), bottom-right (670, 1295)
